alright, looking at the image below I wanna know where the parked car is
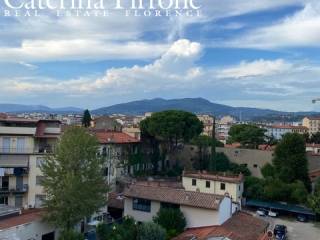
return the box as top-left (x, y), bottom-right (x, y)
top-left (297, 214), bottom-right (308, 222)
top-left (256, 208), bottom-right (268, 216)
top-left (274, 224), bottom-right (287, 240)
top-left (268, 209), bottom-right (278, 217)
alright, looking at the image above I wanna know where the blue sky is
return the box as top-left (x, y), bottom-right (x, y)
top-left (1, 0), bottom-right (320, 111)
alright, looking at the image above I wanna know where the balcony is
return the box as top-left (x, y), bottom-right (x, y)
top-left (0, 147), bottom-right (34, 154)
top-left (0, 126), bottom-right (36, 135)
top-left (0, 184), bottom-right (28, 194)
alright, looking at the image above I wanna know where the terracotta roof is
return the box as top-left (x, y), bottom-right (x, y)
top-left (174, 212), bottom-right (269, 240)
top-left (0, 209), bottom-right (43, 230)
top-left (183, 171), bottom-right (244, 184)
top-left (267, 125), bottom-right (307, 130)
top-left (93, 130), bottom-right (140, 144)
top-left (108, 192), bottom-right (124, 209)
top-left (124, 182), bottom-right (223, 210)
top-left (305, 116), bottom-right (320, 120)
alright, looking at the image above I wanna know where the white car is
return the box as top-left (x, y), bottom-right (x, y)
top-left (268, 209), bottom-right (278, 217)
top-left (256, 208), bottom-right (268, 216)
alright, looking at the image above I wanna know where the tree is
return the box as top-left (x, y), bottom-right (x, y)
top-left (308, 193), bottom-right (320, 215)
top-left (273, 133), bottom-right (311, 190)
top-left (153, 207), bottom-right (186, 237)
top-left (228, 124), bottom-right (266, 149)
top-left (137, 222), bottom-right (166, 240)
top-left (310, 132), bottom-right (320, 144)
top-left (261, 163), bottom-right (275, 178)
top-left (59, 230), bottom-right (85, 240)
top-left (41, 127), bottom-right (108, 232)
top-left (140, 110), bottom-right (203, 171)
top-left (82, 109), bottom-right (92, 127)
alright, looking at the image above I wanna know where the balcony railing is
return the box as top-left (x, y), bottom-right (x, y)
top-left (0, 184), bottom-right (28, 194)
top-left (0, 146), bottom-right (53, 154)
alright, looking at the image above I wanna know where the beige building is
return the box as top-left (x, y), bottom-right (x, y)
top-left (302, 116), bottom-right (320, 135)
top-left (197, 115), bottom-right (214, 137)
top-left (182, 171), bottom-right (244, 203)
top-left (93, 116), bottom-right (122, 131)
top-left (0, 117), bottom-right (61, 208)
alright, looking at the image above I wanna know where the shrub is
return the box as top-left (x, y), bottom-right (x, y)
top-left (137, 222), bottom-right (166, 240)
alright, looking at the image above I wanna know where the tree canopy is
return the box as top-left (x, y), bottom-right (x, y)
top-left (140, 110), bottom-right (203, 148)
top-left (41, 126), bottom-right (108, 231)
top-left (228, 124), bottom-right (266, 149)
top-left (273, 133), bottom-right (310, 190)
top-left (82, 109), bottom-right (92, 128)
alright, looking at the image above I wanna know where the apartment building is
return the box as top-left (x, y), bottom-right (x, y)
top-left (265, 125), bottom-right (308, 140)
top-left (92, 130), bottom-right (140, 188)
top-left (303, 116), bottom-right (320, 135)
top-left (0, 117), bottom-right (61, 209)
top-left (123, 172), bottom-right (242, 228)
top-left (197, 115), bottom-right (214, 137)
top-left (216, 116), bottom-right (236, 142)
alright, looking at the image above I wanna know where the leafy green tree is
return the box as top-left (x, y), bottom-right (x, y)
top-left (214, 152), bottom-right (230, 172)
top-left (243, 176), bottom-right (265, 200)
top-left (82, 109), bottom-right (92, 128)
top-left (310, 132), bottom-right (320, 144)
top-left (308, 193), bottom-right (320, 214)
top-left (137, 222), bottom-right (166, 240)
top-left (289, 181), bottom-right (308, 203)
top-left (41, 127), bottom-right (108, 231)
top-left (140, 110), bottom-right (203, 170)
top-left (191, 136), bottom-right (224, 170)
top-left (228, 124), bottom-right (266, 149)
top-left (273, 133), bottom-right (311, 190)
top-left (314, 178), bottom-right (320, 194)
top-left (261, 163), bottom-right (275, 178)
top-left (230, 163), bottom-right (251, 176)
top-left (153, 207), bottom-right (186, 237)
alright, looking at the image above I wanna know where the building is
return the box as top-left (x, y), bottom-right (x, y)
top-left (182, 171), bottom-right (244, 204)
top-left (93, 116), bottom-right (122, 131)
top-left (92, 130), bottom-right (140, 188)
top-left (216, 147), bottom-right (273, 178)
top-left (123, 172), bottom-right (242, 228)
top-left (306, 143), bottom-right (320, 154)
top-left (216, 116), bottom-right (236, 142)
top-left (303, 116), bottom-right (320, 135)
top-left (197, 115), bottom-right (214, 137)
top-left (122, 127), bottom-right (141, 140)
top-left (0, 206), bottom-right (58, 240)
top-left (265, 125), bottom-right (308, 140)
top-left (173, 211), bottom-right (269, 240)
top-left (0, 117), bottom-right (61, 208)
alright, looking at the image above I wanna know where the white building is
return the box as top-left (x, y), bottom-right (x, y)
top-left (123, 172), bottom-right (243, 228)
top-left (303, 116), bottom-right (320, 135)
top-left (216, 116), bottom-right (236, 142)
top-left (265, 125), bottom-right (308, 140)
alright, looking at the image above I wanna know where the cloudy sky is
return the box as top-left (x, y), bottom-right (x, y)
top-left (1, 0), bottom-right (320, 111)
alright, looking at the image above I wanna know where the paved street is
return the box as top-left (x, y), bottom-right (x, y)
top-left (256, 214), bottom-right (320, 240)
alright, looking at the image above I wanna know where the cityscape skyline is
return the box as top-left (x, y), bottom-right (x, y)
top-left (1, 0), bottom-right (320, 111)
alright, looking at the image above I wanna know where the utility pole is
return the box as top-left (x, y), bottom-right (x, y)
top-left (209, 115), bottom-right (216, 172)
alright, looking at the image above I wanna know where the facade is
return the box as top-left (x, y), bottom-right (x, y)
top-left (197, 115), bottom-right (214, 137)
top-left (93, 116), bottom-right (122, 131)
top-left (122, 127), bottom-right (141, 140)
top-left (0, 117), bottom-right (61, 208)
top-left (182, 171), bottom-right (244, 203)
top-left (216, 116), bottom-right (236, 141)
top-left (92, 130), bottom-right (140, 188)
top-left (265, 125), bottom-right (308, 140)
top-left (302, 116), bottom-right (320, 135)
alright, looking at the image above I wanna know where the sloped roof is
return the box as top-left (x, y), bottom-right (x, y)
top-left (173, 212), bottom-right (268, 240)
top-left (183, 171), bottom-right (244, 184)
top-left (93, 130), bottom-right (140, 144)
top-left (124, 182), bottom-right (223, 210)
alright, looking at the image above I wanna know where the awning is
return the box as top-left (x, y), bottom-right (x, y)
top-left (246, 199), bottom-right (316, 216)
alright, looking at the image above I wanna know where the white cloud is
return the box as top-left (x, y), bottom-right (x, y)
top-left (225, 1), bottom-right (320, 49)
top-left (217, 59), bottom-right (293, 79)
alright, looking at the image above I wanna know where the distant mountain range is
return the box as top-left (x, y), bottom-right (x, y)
top-left (92, 98), bottom-right (317, 120)
top-left (0, 104), bottom-right (83, 113)
top-left (0, 98), bottom-right (317, 120)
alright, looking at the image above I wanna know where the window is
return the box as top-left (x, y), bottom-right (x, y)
top-left (36, 157), bottom-right (44, 168)
top-left (239, 185), bottom-right (241, 191)
top-left (16, 137), bottom-right (25, 153)
top-left (2, 137), bottom-right (10, 153)
top-left (132, 198), bottom-right (151, 212)
top-left (192, 179), bottom-right (197, 186)
top-left (104, 167), bottom-right (108, 176)
top-left (206, 181), bottom-right (210, 188)
top-left (35, 194), bottom-right (46, 208)
top-left (36, 176), bottom-right (45, 186)
top-left (220, 183), bottom-right (226, 190)
top-left (253, 164), bottom-right (258, 168)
